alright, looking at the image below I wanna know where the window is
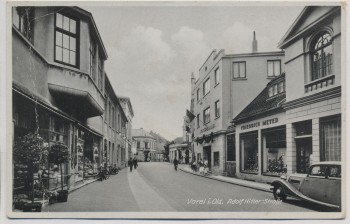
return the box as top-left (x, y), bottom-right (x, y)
top-left (203, 107), bottom-right (210, 124)
top-left (268, 81), bottom-right (285, 97)
top-left (89, 38), bottom-right (96, 81)
top-left (13, 7), bottom-right (34, 42)
top-left (118, 114), bottom-right (121, 132)
top-left (214, 152), bottom-right (220, 166)
top-left (267, 60), bottom-right (281, 77)
top-left (233, 62), bottom-right (246, 78)
top-left (320, 115), bottom-right (341, 161)
top-left (197, 89), bottom-right (200, 102)
top-left (203, 78), bottom-right (210, 96)
top-left (240, 131), bottom-right (258, 174)
top-left (137, 141), bottom-right (140, 149)
top-left (98, 59), bottom-right (103, 91)
top-left (214, 67), bottom-right (220, 85)
top-left (111, 107), bottom-right (115, 128)
top-left (145, 142), bottom-right (149, 149)
top-left (309, 165), bottom-right (327, 177)
top-left (197, 114), bottom-right (200, 128)
top-left (215, 100), bottom-right (220, 118)
top-left (226, 134), bottom-right (236, 161)
top-left (55, 13), bottom-right (78, 67)
top-left (328, 165), bottom-right (341, 178)
top-left (109, 102), bottom-right (112, 126)
top-left (311, 32), bottom-right (333, 81)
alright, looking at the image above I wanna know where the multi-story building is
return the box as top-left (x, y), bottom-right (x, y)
top-left (118, 96), bottom-right (134, 162)
top-left (12, 6), bottom-right (108, 189)
top-left (279, 6), bottom-right (342, 173)
top-left (103, 76), bottom-right (128, 169)
top-left (149, 131), bottom-right (169, 162)
top-left (191, 34), bottom-right (285, 175)
top-left (132, 128), bottom-right (157, 161)
top-left (231, 6), bottom-right (342, 183)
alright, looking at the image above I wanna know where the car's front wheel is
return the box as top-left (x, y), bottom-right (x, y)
top-left (273, 184), bottom-right (287, 201)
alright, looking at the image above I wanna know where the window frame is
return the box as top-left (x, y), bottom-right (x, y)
top-left (89, 37), bottom-right (96, 81)
top-left (232, 61), bottom-right (246, 79)
top-left (197, 114), bottom-right (200, 129)
top-left (214, 67), bottom-right (220, 85)
top-left (310, 32), bottom-right (333, 81)
top-left (203, 78), bottom-right (210, 96)
top-left (197, 88), bottom-right (200, 102)
top-left (203, 107), bottom-right (210, 124)
top-left (54, 12), bottom-right (80, 68)
top-left (267, 60), bottom-right (281, 78)
top-left (215, 100), bottom-right (220, 118)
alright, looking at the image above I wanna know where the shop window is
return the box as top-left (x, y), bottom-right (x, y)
top-left (13, 7), bottom-right (35, 43)
top-left (214, 152), bottom-right (220, 166)
top-left (240, 131), bottom-right (258, 174)
top-left (262, 127), bottom-right (287, 176)
top-left (320, 115), bottom-right (341, 161)
top-left (311, 32), bottom-right (333, 81)
top-left (55, 12), bottom-right (79, 67)
top-left (226, 134), bottom-right (236, 161)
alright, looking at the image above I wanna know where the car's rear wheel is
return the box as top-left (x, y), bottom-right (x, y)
top-left (273, 184), bottom-right (287, 201)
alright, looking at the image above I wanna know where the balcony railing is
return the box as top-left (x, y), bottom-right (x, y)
top-left (305, 75), bottom-right (335, 93)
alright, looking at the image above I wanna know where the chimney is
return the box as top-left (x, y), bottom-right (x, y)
top-left (252, 31), bottom-right (258, 53)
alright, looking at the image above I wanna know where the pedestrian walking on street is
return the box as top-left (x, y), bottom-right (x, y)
top-left (133, 157), bottom-right (138, 170)
top-left (128, 158), bottom-right (133, 172)
top-left (173, 158), bottom-right (179, 171)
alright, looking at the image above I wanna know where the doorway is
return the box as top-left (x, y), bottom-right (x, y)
top-left (296, 138), bottom-right (312, 174)
top-left (203, 146), bottom-right (212, 169)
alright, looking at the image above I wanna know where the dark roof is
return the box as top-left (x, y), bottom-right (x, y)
top-left (233, 74), bottom-right (286, 124)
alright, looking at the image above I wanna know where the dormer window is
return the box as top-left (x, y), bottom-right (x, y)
top-left (311, 32), bottom-right (333, 81)
top-left (268, 80), bottom-right (285, 97)
top-left (55, 12), bottom-right (79, 67)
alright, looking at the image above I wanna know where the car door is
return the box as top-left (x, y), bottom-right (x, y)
top-left (299, 165), bottom-right (328, 202)
top-left (323, 165), bottom-right (341, 206)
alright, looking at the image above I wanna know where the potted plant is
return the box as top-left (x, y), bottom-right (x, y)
top-left (13, 133), bottom-right (48, 212)
top-left (48, 143), bottom-right (70, 202)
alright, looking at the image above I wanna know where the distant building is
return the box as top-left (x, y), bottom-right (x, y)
top-left (132, 128), bottom-right (157, 161)
top-left (169, 137), bottom-right (191, 164)
top-left (149, 131), bottom-right (169, 162)
top-left (190, 34), bottom-right (285, 175)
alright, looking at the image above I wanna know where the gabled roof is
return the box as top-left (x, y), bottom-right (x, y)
top-left (278, 6), bottom-right (340, 49)
top-left (118, 95), bottom-right (134, 117)
top-left (232, 74), bottom-right (286, 124)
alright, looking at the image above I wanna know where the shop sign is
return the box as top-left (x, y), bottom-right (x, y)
top-left (200, 124), bottom-right (215, 134)
top-left (241, 118), bottom-right (279, 131)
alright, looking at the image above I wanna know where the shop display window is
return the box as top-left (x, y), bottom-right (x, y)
top-left (262, 128), bottom-right (287, 176)
top-left (240, 131), bottom-right (258, 174)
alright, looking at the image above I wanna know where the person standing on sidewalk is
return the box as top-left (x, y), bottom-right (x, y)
top-left (133, 157), bottom-right (138, 170)
top-left (173, 158), bottom-right (179, 171)
top-left (128, 158), bottom-right (133, 172)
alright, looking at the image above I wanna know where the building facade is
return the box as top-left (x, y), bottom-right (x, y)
top-left (132, 129), bottom-right (157, 161)
top-left (191, 36), bottom-right (285, 175)
top-left (103, 76), bottom-right (128, 169)
top-left (279, 6), bottom-right (342, 174)
top-left (118, 96), bottom-right (134, 163)
top-left (230, 6), bottom-right (342, 183)
top-left (12, 6), bottom-right (108, 189)
top-left (169, 137), bottom-right (190, 164)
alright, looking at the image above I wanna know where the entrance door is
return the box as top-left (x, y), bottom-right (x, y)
top-left (296, 138), bottom-right (312, 174)
top-left (203, 146), bottom-right (212, 169)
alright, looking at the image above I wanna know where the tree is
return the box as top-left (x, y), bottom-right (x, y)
top-left (48, 144), bottom-right (70, 191)
top-left (13, 133), bottom-right (49, 204)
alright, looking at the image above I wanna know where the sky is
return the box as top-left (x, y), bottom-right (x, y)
top-left (82, 3), bottom-right (304, 141)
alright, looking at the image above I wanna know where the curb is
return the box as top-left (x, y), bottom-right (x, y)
top-left (179, 166), bottom-right (272, 193)
top-left (68, 178), bottom-right (99, 193)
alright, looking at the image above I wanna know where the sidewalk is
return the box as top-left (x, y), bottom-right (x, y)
top-left (178, 164), bottom-right (272, 192)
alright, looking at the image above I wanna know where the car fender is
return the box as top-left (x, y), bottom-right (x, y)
top-left (271, 179), bottom-right (340, 209)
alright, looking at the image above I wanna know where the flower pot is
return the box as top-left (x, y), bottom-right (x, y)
top-left (23, 202), bottom-right (42, 212)
top-left (57, 190), bottom-right (68, 202)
